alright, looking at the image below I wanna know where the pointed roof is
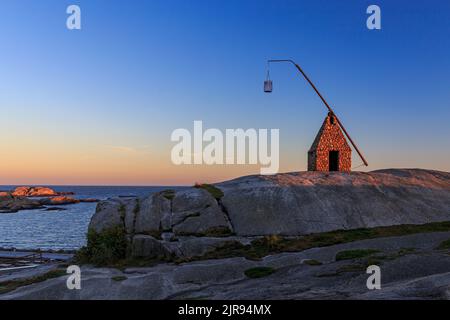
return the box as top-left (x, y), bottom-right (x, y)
top-left (309, 113), bottom-right (351, 152)
top-left (309, 116), bottom-right (328, 152)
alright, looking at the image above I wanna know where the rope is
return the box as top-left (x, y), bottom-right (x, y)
top-left (352, 163), bottom-right (366, 170)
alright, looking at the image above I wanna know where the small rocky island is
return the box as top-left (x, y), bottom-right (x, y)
top-left (0, 186), bottom-right (98, 213)
top-left (1, 169), bottom-right (449, 299)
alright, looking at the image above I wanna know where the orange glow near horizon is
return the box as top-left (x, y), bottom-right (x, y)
top-left (2, 139), bottom-right (449, 186)
top-left (1, 124), bottom-right (449, 186)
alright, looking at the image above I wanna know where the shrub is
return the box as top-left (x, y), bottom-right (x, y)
top-left (75, 226), bottom-right (128, 266)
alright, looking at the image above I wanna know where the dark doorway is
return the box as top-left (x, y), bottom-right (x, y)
top-left (329, 151), bottom-right (339, 171)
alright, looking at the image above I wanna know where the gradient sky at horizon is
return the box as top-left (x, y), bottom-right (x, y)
top-left (0, 0), bottom-right (449, 186)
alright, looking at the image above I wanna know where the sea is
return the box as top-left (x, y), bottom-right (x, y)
top-left (0, 186), bottom-right (183, 251)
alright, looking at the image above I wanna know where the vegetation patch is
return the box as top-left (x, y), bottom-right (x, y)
top-left (162, 189), bottom-right (176, 201)
top-left (111, 257), bottom-right (167, 271)
top-left (437, 239), bottom-right (450, 250)
top-left (194, 183), bottom-right (224, 200)
top-left (336, 263), bottom-right (367, 273)
top-left (316, 262), bottom-right (374, 278)
top-left (75, 226), bottom-right (128, 266)
top-left (335, 262), bottom-right (380, 276)
top-left (397, 247), bottom-right (416, 255)
top-left (76, 221), bottom-right (450, 267)
top-left (244, 267), bottom-right (275, 279)
top-left (118, 204), bottom-right (126, 220)
top-left (203, 226), bottom-right (233, 237)
top-left (303, 259), bottom-right (323, 266)
top-left (0, 269), bottom-right (66, 294)
top-left (111, 276), bottom-right (128, 282)
top-left (177, 226), bottom-right (233, 238)
top-left (316, 247), bottom-right (419, 278)
top-left (335, 249), bottom-right (380, 261)
top-left (133, 199), bottom-right (140, 214)
top-left (190, 222), bottom-right (450, 262)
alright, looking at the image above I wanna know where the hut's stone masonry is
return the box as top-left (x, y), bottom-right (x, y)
top-left (308, 113), bottom-right (352, 172)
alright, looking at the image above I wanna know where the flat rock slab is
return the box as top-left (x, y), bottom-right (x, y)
top-left (217, 169), bottom-right (450, 235)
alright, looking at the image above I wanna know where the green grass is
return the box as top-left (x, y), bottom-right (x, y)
top-left (111, 276), bottom-right (128, 282)
top-left (194, 184), bottom-right (224, 200)
top-left (437, 239), bottom-right (450, 250)
top-left (188, 221), bottom-right (450, 263)
top-left (335, 249), bottom-right (380, 261)
top-left (244, 267), bottom-right (275, 279)
top-left (316, 247), bottom-right (419, 278)
top-left (303, 259), bottom-right (323, 266)
top-left (0, 269), bottom-right (66, 294)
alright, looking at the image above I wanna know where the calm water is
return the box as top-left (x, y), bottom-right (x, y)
top-left (0, 186), bottom-right (180, 251)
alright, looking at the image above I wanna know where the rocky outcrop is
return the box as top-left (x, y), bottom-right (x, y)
top-left (0, 188), bottom-right (98, 213)
top-left (0, 194), bottom-right (44, 213)
top-left (89, 187), bottom-right (236, 259)
top-left (11, 186), bottom-right (59, 197)
top-left (217, 169), bottom-right (450, 235)
top-left (89, 199), bottom-right (129, 233)
top-left (88, 169), bottom-right (450, 260)
top-left (171, 189), bottom-right (231, 236)
top-left (39, 196), bottom-right (98, 206)
top-left (39, 196), bottom-right (79, 206)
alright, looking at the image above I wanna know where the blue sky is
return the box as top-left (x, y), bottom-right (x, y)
top-left (0, 0), bottom-right (449, 185)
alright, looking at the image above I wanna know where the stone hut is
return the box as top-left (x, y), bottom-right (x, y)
top-left (308, 112), bottom-right (352, 172)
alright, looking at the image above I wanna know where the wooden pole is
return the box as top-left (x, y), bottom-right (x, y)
top-left (268, 59), bottom-right (369, 167)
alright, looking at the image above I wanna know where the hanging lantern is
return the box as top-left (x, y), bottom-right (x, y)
top-left (264, 80), bottom-right (273, 93)
top-left (264, 69), bottom-right (272, 93)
